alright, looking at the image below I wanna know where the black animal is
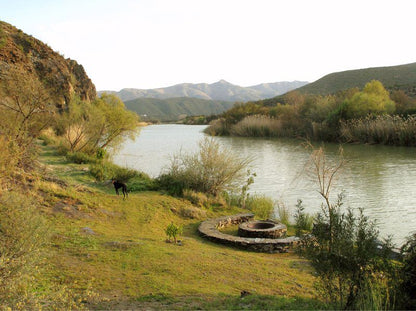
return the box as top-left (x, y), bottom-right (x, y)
top-left (112, 180), bottom-right (128, 198)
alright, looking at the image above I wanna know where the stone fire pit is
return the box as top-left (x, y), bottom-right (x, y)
top-left (198, 213), bottom-right (297, 253)
top-left (238, 220), bottom-right (287, 239)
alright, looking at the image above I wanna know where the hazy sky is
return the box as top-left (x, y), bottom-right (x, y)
top-left (1, 0), bottom-right (415, 91)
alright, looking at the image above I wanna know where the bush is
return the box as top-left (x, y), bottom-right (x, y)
top-left (89, 161), bottom-right (138, 182)
top-left (0, 192), bottom-right (49, 309)
top-left (66, 151), bottom-right (99, 164)
top-left (128, 172), bottom-right (158, 192)
top-left (158, 138), bottom-right (251, 197)
top-left (399, 233), bottom-right (416, 309)
top-left (293, 199), bottom-right (314, 236)
top-left (165, 223), bottom-right (183, 244)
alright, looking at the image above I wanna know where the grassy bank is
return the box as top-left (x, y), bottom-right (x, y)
top-left (33, 145), bottom-right (323, 309)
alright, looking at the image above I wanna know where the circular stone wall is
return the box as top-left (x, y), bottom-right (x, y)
top-left (238, 220), bottom-right (287, 239)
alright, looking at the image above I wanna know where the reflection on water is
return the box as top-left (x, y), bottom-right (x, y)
top-left (114, 124), bottom-right (416, 244)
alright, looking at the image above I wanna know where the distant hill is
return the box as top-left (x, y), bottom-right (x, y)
top-left (0, 21), bottom-right (96, 106)
top-left (100, 80), bottom-right (308, 102)
top-left (124, 97), bottom-right (234, 121)
top-left (296, 62), bottom-right (416, 96)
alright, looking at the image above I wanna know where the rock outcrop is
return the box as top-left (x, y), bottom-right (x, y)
top-left (0, 20), bottom-right (96, 106)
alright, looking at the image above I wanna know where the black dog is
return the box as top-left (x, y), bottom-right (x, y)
top-left (112, 180), bottom-right (128, 199)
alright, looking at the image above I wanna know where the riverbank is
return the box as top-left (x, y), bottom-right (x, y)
top-left (33, 144), bottom-right (323, 309)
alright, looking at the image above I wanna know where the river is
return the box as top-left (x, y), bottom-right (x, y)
top-left (113, 124), bottom-right (416, 245)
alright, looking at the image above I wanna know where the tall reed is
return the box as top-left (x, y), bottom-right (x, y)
top-left (340, 114), bottom-right (416, 146)
top-left (230, 115), bottom-right (283, 137)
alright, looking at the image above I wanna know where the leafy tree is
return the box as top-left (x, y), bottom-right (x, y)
top-left (91, 93), bottom-right (139, 150)
top-left (58, 93), bottom-right (139, 154)
top-left (343, 80), bottom-right (396, 119)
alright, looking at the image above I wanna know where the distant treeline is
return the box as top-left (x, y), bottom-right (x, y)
top-left (205, 80), bottom-right (416, 146)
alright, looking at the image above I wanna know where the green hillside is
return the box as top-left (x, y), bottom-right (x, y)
top-left (124, 97), bottom-right (234, 121)
top-left (296, 62), bottom-right (416, 96)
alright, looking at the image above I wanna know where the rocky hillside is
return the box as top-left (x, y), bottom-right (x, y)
top-left (101, 80), bottom-right (308, 102)
top-left (0, 21), bottom-right (96, 106)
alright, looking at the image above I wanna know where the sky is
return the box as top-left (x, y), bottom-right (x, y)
top-left (1, 0), bottom-right (415, 91)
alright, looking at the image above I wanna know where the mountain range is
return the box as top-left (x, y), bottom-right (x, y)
top-left (99, 80), bottom-right (308, 103)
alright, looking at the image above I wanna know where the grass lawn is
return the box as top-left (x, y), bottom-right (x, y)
top-left (34, 145), bottom-right (324, 309)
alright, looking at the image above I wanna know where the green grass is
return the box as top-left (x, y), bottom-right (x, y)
top-left (35, 145), bottom-right (323, 309)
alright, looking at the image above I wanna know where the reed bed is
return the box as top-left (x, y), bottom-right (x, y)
top-left (230, 115), bottom-right (285, 137)
top-left (340, 114), bottom-right (416, 146)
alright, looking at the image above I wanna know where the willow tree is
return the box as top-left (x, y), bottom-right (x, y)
top-left (59, 93), bottom-right (139, 153)
top-left (343, 80), bottom-right (396, 119)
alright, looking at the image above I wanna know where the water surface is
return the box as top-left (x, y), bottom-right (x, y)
top-left (114, 124), bottom-right (416, 244)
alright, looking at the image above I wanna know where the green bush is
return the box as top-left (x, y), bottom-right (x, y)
top-left (293, 199), bottom-right (314, 236)
top-left (165, 223), bottom-right (183, 244)
top-left (66, 151), bottom-right (99, 164)
top-left (89, 161), bottom-right (138, 182)
top-left (128, 172), bottom-right (158, 192)
top-left (298, 195), bottom-right (396, 310)
top-left (399, 233), bottom-right (416, 309)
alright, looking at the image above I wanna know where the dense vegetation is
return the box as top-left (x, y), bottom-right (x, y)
top-left (124, 96), bottom-right (234, 122)
top-left (205, 80), bottom-right (416, 146)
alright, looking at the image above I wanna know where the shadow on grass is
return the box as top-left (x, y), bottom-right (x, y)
top-left (104, 294), bottom-right (329, 310)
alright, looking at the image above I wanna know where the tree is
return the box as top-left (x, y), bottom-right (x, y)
top-left (90, 93), bottom-right (139, 150)
top-left (0, 65), bottom-right (56, 169)
top-left (58, 93), bottom-right (139, 154)
top-left (343, 80), bottom-right (395, 119)
top-left (0, 65), bottom-right (55, 144)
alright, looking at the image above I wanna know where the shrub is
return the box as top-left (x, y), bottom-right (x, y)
top-left (89, 161), bottom-right (138, 183)
top-left (298, 144), bottom-right (396, 309)
top-left (0, 192), bottom-right (49, 309)
top-left (165, 222), bottom-right (183, 244)
top-left (204, 118), bottom-right (231, 136)
top-left (159, 138), bottom-right (251, 197)
top-left (66, 151), bottom-right (99, 164)
top-left (128, 172), bottom-right (157, 192)
top-left (293, 199), bottom-right (314, 236)
top-left (399, 233), bottom-right (416, 309)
